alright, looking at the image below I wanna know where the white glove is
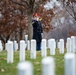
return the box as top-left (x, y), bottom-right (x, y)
top-left (36, 17), bottom-right (39, 21)
top-left (41, 33), bottom-right (43, 38)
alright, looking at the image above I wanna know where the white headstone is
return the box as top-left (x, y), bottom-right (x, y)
top-left (7, 40), bottom-right (12, 43)
top-left (20, 40), bottom-right (26, 62)
top-left (27, 40), bottom-right (30, 50)
top-left (47, 39), bottom-right (50, 48)
top-left (41, 57), bottom-right (55, 75)
top-left (16, 43), bottom-right (18, 50)
top-left (5, 43), bottom-right (7, 50)
top-left (48, 39), bottom-right (56, 55)
top-left (59, 39), bottom-right (64, 54)
top-left (17, 61), bottom-right (33, 75)
top-left (30, 40), bottom-right (36, 59)
top-left (64, 53), bottom-right (75, 75)
top-left (7, 41), bottom-right (14, 63)
top-left (71, 36), bottom-right (75, 53)
top-left (58, 41), bottom-right (60, 49)
top-left (74, 37), bottom-right (76, 52)
top-left (13, 40), bottom-right (18, 51)
top-left (41, 39), bottom-right (47, 57)
top-left (66, 38), bottom-right (71, 53)
top-left (75, 54), bottom-right (76, 75)
top-left (25, 35), bottom-right (28, 44)
top-left (0, 40), bottom-right (3, 51)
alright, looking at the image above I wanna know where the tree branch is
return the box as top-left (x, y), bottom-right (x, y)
top-left (10, 0), bottom-right (26, 7)
top-left (0, 0), bottom-right (3, 3)
top-left (34, 4), bottom-right (40, 13)
top-left (34, 0), bottom-right (49, 12)
top-left (32, 0), bottom-right (35, 3)
top-left (62, 1), bottom-right (75, 20)
top-left (72, 2), bottom-right (76, 17)
top-left (64, 6), bottom-right (74, 18)
top-left (21, 0), bottom-right (29, 7)
top-left (0, 34), bottom-right (6, 43)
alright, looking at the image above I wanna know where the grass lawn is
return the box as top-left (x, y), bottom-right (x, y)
top-left (0, 49), bottom-right (65, 75)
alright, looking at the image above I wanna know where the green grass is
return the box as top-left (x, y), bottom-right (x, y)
top-left (0, 49), bottom-right (65, 75)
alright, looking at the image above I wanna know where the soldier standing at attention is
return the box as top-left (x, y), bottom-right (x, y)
top-left (32, 13), bottom-right (43, 51)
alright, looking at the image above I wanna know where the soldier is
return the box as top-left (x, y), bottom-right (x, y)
top-left (32, 13), bottom-right (43, 50)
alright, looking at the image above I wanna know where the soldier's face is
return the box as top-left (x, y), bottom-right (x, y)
top-left (33, 16), bottom-right (39, 21)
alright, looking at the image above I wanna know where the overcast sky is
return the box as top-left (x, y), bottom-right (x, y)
top-left (44, 0), bottom-right (61, 10)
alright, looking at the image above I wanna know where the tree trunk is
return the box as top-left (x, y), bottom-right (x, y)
top-left (20, 28), bottom-right (23, 40)
top-left (28, 14), bottom-right (33, 40)
top-left (0, 34), bottom-right (10, 49)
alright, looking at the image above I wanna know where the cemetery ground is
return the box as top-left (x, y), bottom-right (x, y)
top-left (0, 49), bottom-right (65, 75)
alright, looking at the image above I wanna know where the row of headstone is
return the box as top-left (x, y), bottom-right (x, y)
top-left (1, 35), bottom-right (76, 57)
top-left (66, 36), bottom-right (76, 53)
top-left (17, 53), bottom-right (76, 75)
top-left (7, 40), bottom-right (27, 63)
top-left (6, 38), bottom-right (73, 63)
top-left (6, 39), bottom-right (48, 63)
top-left (57, 36), bottom-right (76, 54)
top-left (0, 35), bottom-right (28, 51)
top-left (5, 40), bottom-right (18, 51)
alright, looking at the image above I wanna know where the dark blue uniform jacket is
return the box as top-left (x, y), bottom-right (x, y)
top-left (32, 20), bottom-right (43, 43)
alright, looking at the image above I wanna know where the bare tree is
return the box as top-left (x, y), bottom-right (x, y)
top-left (60, 0), bottom-right (76, 21)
